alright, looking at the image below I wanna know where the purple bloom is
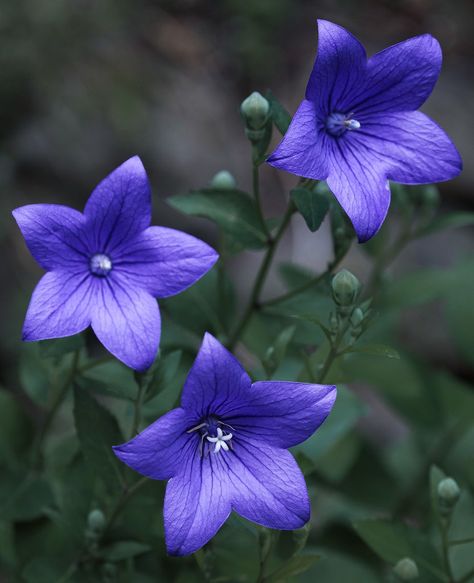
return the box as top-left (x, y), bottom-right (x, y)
top-left (267, 20), bottom-right (462, 242)
top-left (13, 157), bottom-right (218, 371)
top-left (113, 332), bottom-right (336, 556)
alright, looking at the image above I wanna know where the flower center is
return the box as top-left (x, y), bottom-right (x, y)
top-left (187, 416), bottom-right (234, 456)
top-left (326, 112), bottom-right (361, 137)
top-left (90, 253), bottom-right (113, 277)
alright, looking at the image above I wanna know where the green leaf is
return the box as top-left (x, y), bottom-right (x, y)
top-left (78, 360), bottom-right (136, 401)
top-left (167, 188), bottom-right (267, 251)
top-left (0, 521), bottom-right (16, 568)
top-left (264, 553), bottom-right (320, 582)
top-left (295, 386), bottom-right (365, 465)
top-left (38, 334), bottom-right (84, 359)
top-left (101, 540), bottom-right (152, 562)
top-left (354, 520), bottom-right (412, 563)
top-left (0, 388), bottom-right (33, 465)
top-left (19, 345), bottom-right (51, 406)
top-left (416, 212), bottom-right (474, 238)
top-left (144, 350), bottom-right (182, 402)
top-left (299, 549), bottom-right (379, 583)
top-left (266, 90), bottom-right (292, 135)
top-left (291, 187), bottom-right (329, 232)
top-left (0, 473), bottom-right (54, 522)
top-left (73, 387), bottom-right (124, 492)
top-left (344, 344), bottom-right (400, 359)
top-left (263, 325), bottom-right (296, 376)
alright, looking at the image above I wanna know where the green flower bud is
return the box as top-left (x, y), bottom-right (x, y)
top-left (393, 557), bottom-right (419, 580)
top-left (331, 270), bottom-right (360, 307)
top-left (87, 509), bottom-right (106, 533)
top-left (421, 185), bottom-right (440, 208)
top-left (240, 91), bottom-right (270, 130)
top-left (350, 307), bottom-right (364, 328)
top-left (437, 477), bottom-right (460, 513)
top-left (210, 170), bottom-right (236, 190)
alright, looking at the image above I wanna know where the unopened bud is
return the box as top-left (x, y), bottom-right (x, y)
top-left (350, 307), bottom-right (364, 328)
top-left (87, 509), bottom-right (106, 533)
top-left (394, 558), bottom-right (419, 580)
top-left (332, 270), bottom-right (360, 307)
top-left (210, 170), bottom-right (236, 190)
top-left (438, 477), bottom-right (460, 514)
top-left (240, 92), bottom-right (270, 130)
top-left (421, 185), bottom-right (440, 208)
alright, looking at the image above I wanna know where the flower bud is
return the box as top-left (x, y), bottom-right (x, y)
top-left (437, 477), bottom-right (460, 514)
top-left (350, 307), bottom-right (364, 328)
top-left (393, 557), bottom-right (419, 580)
top-left (420, 185), bottom-right (440, 208)
top-left (240, 92), bottom-right (270, 130)
top-left (331, 270), bottom-right (360, 307)
top-left (87, 509), bottom-right (106, 533)
top-left (210, 170), bottom-right (236, 190)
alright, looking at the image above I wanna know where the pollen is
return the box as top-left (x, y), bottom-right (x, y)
top-left (90, 253), bottom-right (113, 277)
top-left (326, 112), bottom-right (361, 137)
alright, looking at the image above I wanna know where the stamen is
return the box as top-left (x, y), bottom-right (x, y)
top-left (90, 253), bottom-right (113, 277)
top-left (326, 112), bottom-right (361, 137)
top-left (344, 119), bottom-right (360, 130)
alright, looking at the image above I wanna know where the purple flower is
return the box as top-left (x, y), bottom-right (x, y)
top-left (113, 332), bottom-right (336, 556)
top-left (267, 20), bottom-right (462, 242)
top-left (13, 157), bottom-right (218, 371)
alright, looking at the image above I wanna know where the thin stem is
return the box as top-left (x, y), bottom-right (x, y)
top-left (449, 537), bottom-right (474, 547)
top-left (33, 349), bottom-right (80, 466)
top-left (102, 476), bottom-right (149, 538)
top-left (130, 381), bottom-right (146, 439)
top-left (253, 163), bottom-right (270, 240)
top-left (315, 317), bottom-right (350, 383)
top-left (228, 202), bottom-right (295, 349)
top-left (441, 518), bottom-right (455, 583)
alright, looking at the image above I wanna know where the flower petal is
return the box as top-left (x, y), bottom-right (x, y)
top-left (180, 333), bottom-right (251, 418)
top-left (267, 100), bottom-right (331, 180)
top-left (90, 272), bottom-right (160, 371)
top-left (226, 441), bottom-right (310, 530)
top-left (225, 382), bottom-right (336, 448)
top-left (84, 156), bottom-right (151, 253)
top-left (351, 34), bottom-right (441, 115)
top-left (22, 270), bottom-right (95, 341)
top-left (12, 204), bottom-right (89, 271)
top-left (113, 408), bottom-right (193, 480)
top-left (326, 137), bottom-right (391, 242)
top-left (355, 111), bottom-right (462, 183)
top-left (112, 226), bottom-right (218, 298)
top-left (306, 19), bottom-right (367, 113)
top-left (164, 444), bottom-right (231, 556)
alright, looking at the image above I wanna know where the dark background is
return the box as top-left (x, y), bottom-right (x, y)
top-left (1, 0), bottom-right (473, 377)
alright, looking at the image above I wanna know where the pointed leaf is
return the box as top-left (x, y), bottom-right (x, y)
top-left (291, 187), bottom-right (329, 232)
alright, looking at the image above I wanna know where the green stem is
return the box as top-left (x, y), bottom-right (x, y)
top-left (130, 381), bottom-right (146, 439)
top-left (441, 518), bottom-right (455, 583)
top-left (315, 317), bottom-right (350, 383)
top-left (228, 203), bottom-right (295, 349)
top-left (102, 476), bottom-right (149, 539)
top-left (253, 163), bottom-right (270, 240)
top-left (33, 349), bottom-right (80, 466)
top-left (450, 537), bottom-right (474, 547)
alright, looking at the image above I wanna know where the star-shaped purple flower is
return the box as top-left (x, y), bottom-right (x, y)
top-left (267, 20), bottom-right (462, 242)
top-left (113, 332), bottom-right (336, 556)
top-left (13, 157), bottom-right (218, 371)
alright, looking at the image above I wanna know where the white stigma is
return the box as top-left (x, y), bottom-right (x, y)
top-left (90, 253), bottom-right (113, 277)
top-left (344, 118), bottom-right (361, 130)
top-left (206, 427), bottom-right (233, 454)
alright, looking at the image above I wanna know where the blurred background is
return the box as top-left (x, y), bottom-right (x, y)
top-left (2, 0), bottom-right (473, 369)
top-left (1, 1), bottom-right (473, 581)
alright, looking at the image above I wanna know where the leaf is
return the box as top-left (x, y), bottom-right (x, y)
top-left (291, 314), bottom-right (332, 343)
top-left (263, 325), bottom-right (296, 376)
top-left (73, 387), bottom-right (124, 492)
top-left (167, 188), bottom-right (267, 251)
top-left (299, 549), bottom-right (379, 583)
top-left (344, 344), bottom-right (400, 359)
top-left (353, 520), bottom-right (412, 563)
top-left (290, 187), bottom-right (329, 232)
top-left (77, 360), bottom-right (136, 401)
top-left (264, 553), bottom-right (320, 582)
top-left (0, 521), bottom-right (16, 568)
top-left (19, 345), bottom-right (51, 406)
top-left (38, 334), bottom-right (84, 359)
top-left (295, 386), bottom-right (365, 465)
top-left (416, 212), bottom-right (474, 238)
top-left (0, 388), bottom-right (33, 465)
top-left (0, 473), bottom-right (54, 522)
top-left (144, 350), bottom-right (183, 402)
top-left (101, 540), bottom-right (152, 562)
top-left (266, 90), bottom-right (292, 135)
